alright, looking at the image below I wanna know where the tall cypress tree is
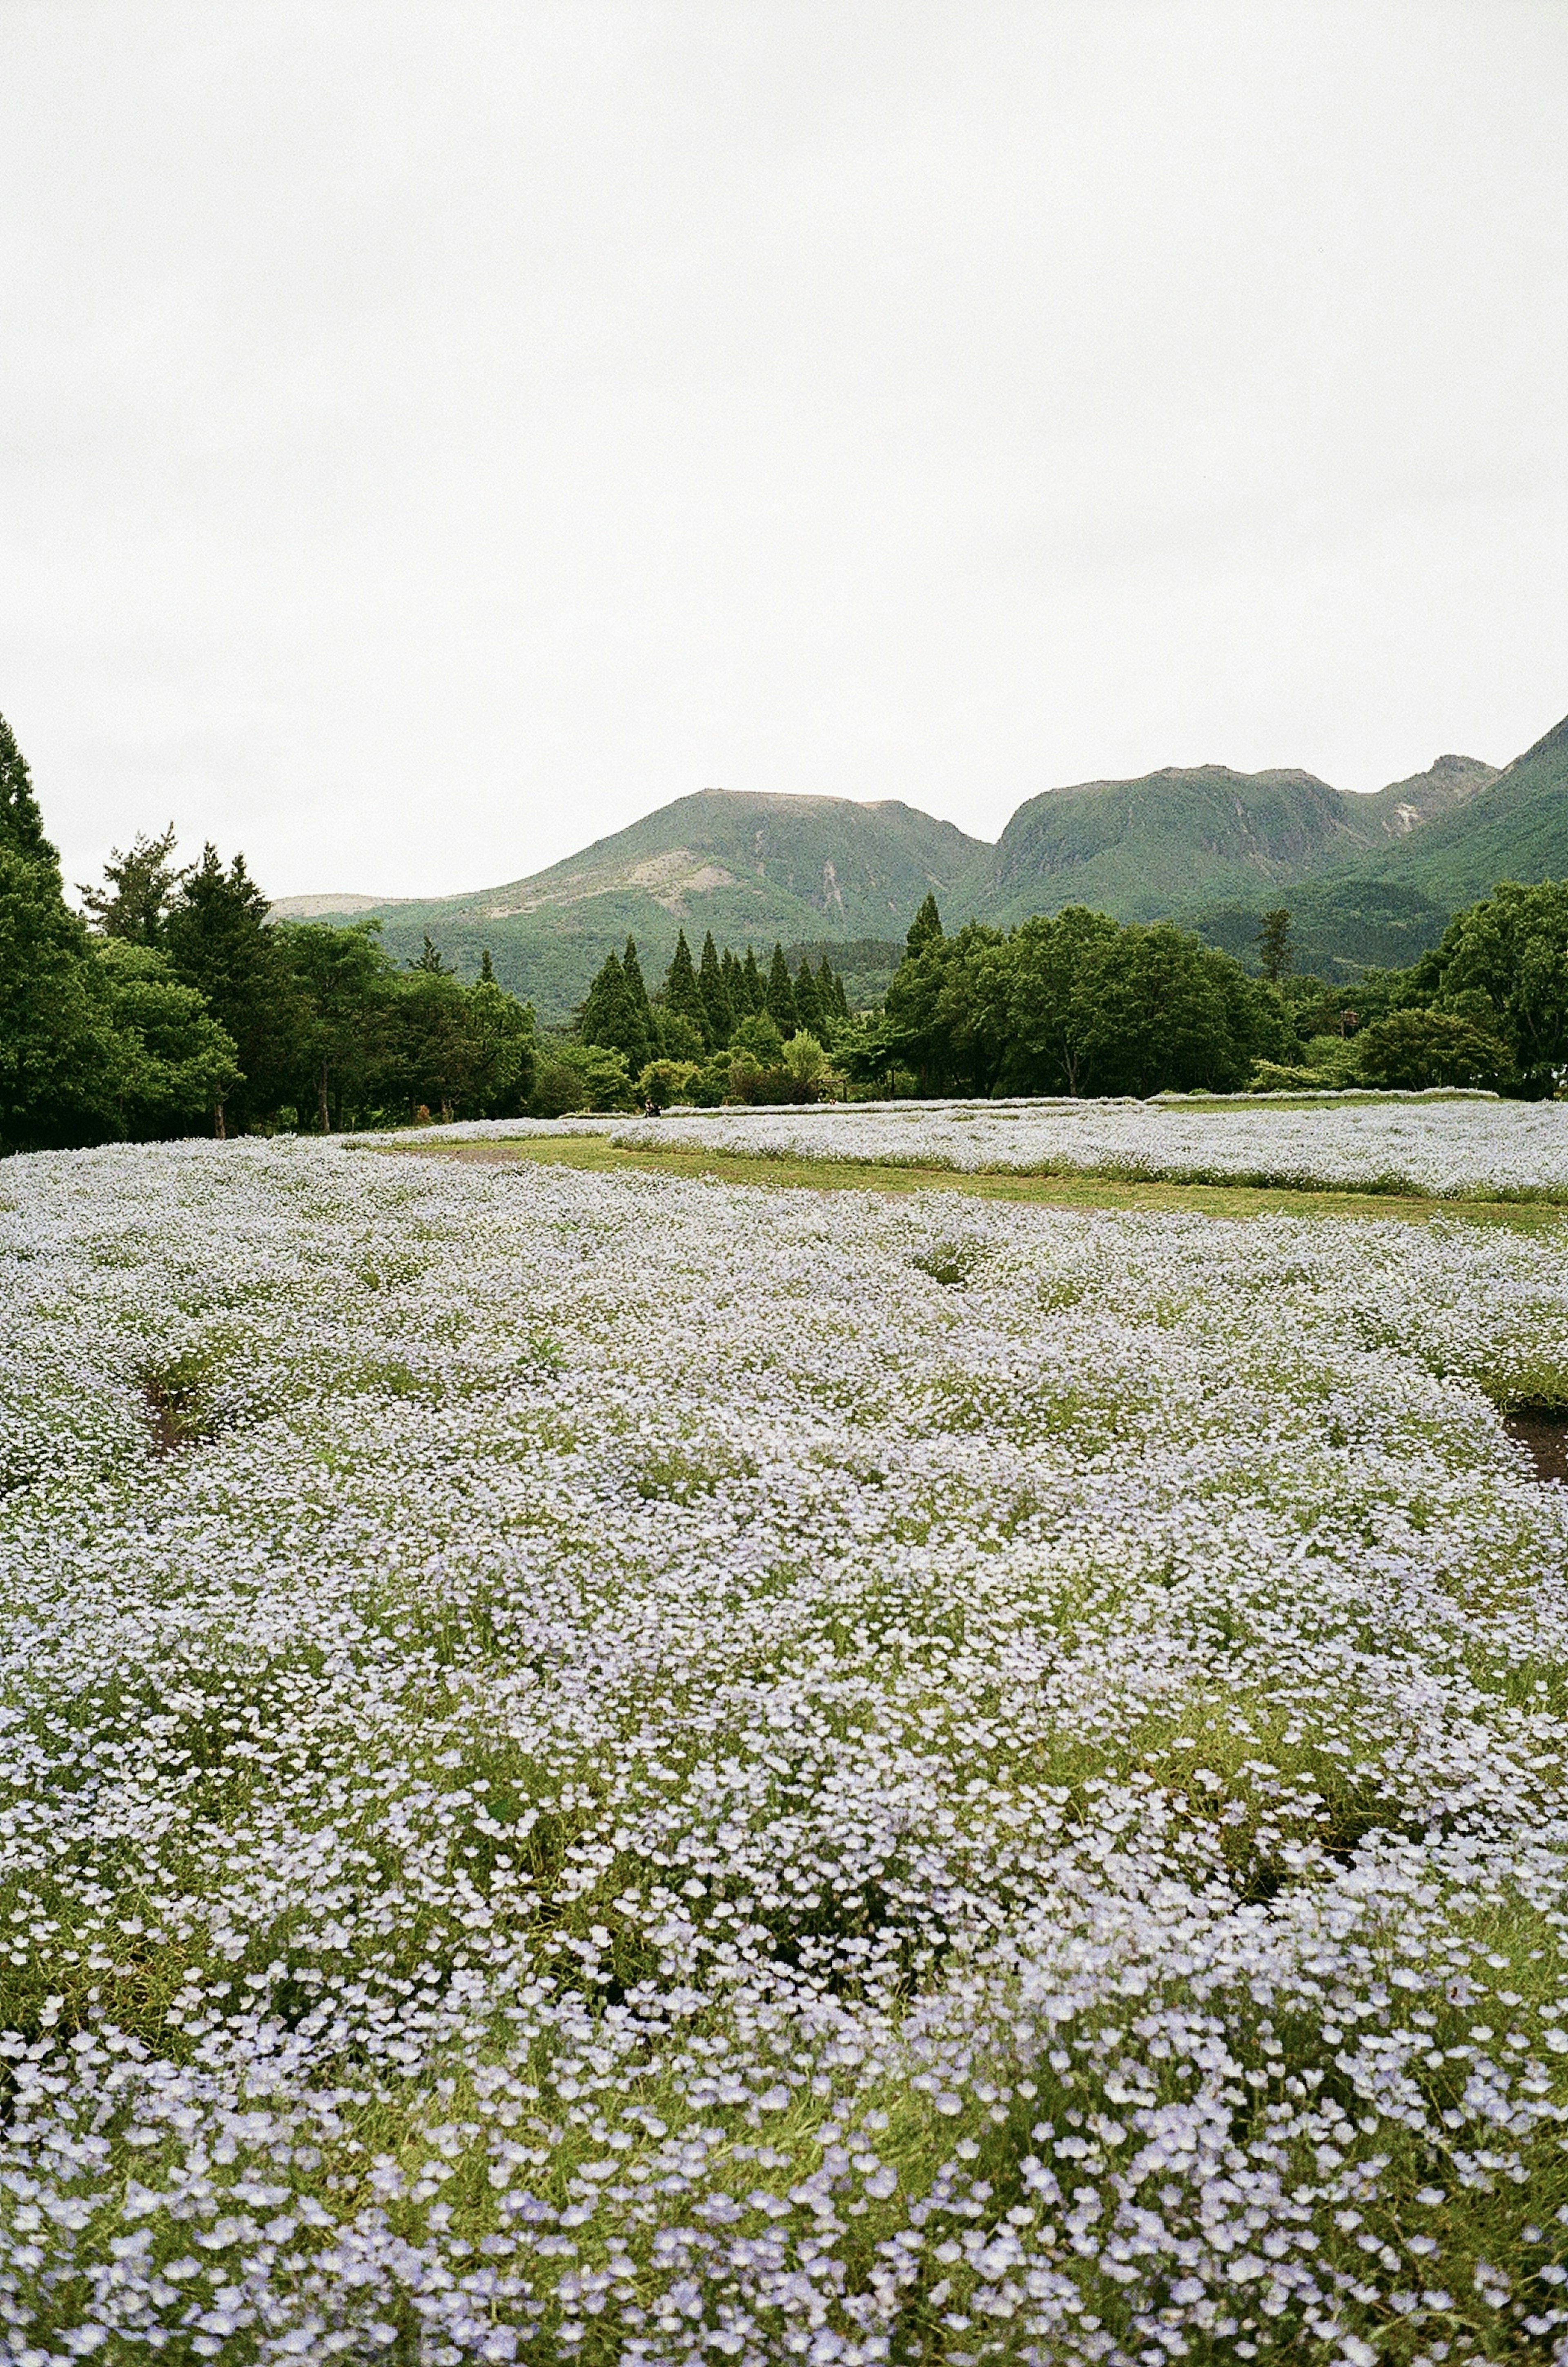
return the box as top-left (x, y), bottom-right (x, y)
top-left (581, 949), bottom-right (651, 1075)
top-left (0, 710), bottom-right (51, 865)
top-left (698, 930), bottom-right (733, 1046)
top-left (165, 846), bottom-right (301, 1130)
top-left (791, 954), bottom-right (824, 1036)
top-left (905, 893), bottom-right (944, 962)
top-left (622, 938), bottom-right (653, 1023)
top-left (739, 947), bottom-right (763, 1014)
top-left (0, 710), bottom-right (121, 1151)
top-left (662, 929), bottom-right (708, 1039)
top-left (766, 942), bottom-right (797, 1034)
top-left (824, 957), bottom-right (849, 1021)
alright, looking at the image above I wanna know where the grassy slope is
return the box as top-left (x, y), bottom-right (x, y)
top-left (378, 1132), bottom-right (1568, 1233)
top-left (951, 756), bottom-right (1496, 929)
top-left (1343, 708), bottom-right (1568, 905)
top-left (354, 792), bottom-right (983, 1013)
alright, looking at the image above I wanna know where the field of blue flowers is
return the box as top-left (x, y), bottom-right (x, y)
top-left (2, 1136), bottom-right (1567, 2364)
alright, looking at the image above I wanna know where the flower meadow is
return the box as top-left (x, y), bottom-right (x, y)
top-left (2, 1140), bottom-right (1568, 2365)
top-left (424, 1097), bottom-right (1568, 1204)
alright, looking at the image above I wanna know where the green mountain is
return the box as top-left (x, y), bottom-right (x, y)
top-left (273, 713), bottom-right (1568, 1005)
top-left (1334, 711), bottom-right (1568, 907)
top-left (275, 791), bottom-right (982, 1018)
top-left (954, 754), bottom-right (1497, 928)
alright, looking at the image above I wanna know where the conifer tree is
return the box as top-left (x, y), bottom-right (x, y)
top-left (825, 958), bottom-right (850, 1021)
top-left (581, 948), bottom-right (652, 1075)
top-left (791, 953), bottom-right (824, 1036)
top-left (905, 893), bottom-right (944, 962)
top-left (766, 943), bottom-right (797, 1034)
top-left (80, 826), bottom-right (180, 945)
top-left (621, 938), bottom-right (652, 1021)
top-left (698, 931), bottom-right (733, 1046)
top-left (164, 845), bottom-right (302, 1130)
top-left (662, 929), bottom-right (708, 1040)
top-left (410, 934), bottom-right (450, 974)
top-left (0, 709), bottom-right (51, 864)
top-left (479, 948), bottom-right (497, 984)
top-left (739, 947), bottom-right (763, 1014)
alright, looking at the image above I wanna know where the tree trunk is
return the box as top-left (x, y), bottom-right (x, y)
top-left (318, 1059), bottom-right (331, 1134)
top-left (213, 1100), bottom-right (226, 1141)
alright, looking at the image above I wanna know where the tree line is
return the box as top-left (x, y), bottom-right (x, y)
top-left (846, 890), bottom-right (1568, 1099)
top-left (4, 701), bottom-right (1564, 1155)
top-left (0, 714), bottom-right (536, 1154)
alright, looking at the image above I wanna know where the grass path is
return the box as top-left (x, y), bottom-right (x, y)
top-left (374, 1130), bottom-right (1568, 1233)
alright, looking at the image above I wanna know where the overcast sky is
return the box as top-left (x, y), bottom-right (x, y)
top-left (3, 1), bottom-right (1566, 900)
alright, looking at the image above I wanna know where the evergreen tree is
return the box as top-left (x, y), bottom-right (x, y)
top-left (791, 953), bottom-right (824, 1036)
top-left (0, 711), bottom-right (125, 1150)
top-left (410, 934), bottom-right (451, 974)
top-left (164, 846), bottom-right (303, 1131)
top-left (739, 947), bottom-right (763, 1014)
top-left (719, 946), bottom-right (744, 1016)
top-left (622, 938), bottom-right (653, 1022)
top-left (819, 956), bottom-right (849, 1022)
top-left (1255, 909), bottom-right (1293, 983)
top-left (766, 942), bottom-right (797, 1034)
top-left (580, 949), bottom-right (653, 1075)
top-left (662, 929), bottom-right (708, 1042)
top-left (0, 709), bottom-right (51, 864)
top-left (80, 826), bottom-right (180, 945)
top-left (698, 930), bottom-right (733, 1046)
top-left (479, 947), bottom-right (497, 984)
top-left (905, 893), bottom-right (944, 963)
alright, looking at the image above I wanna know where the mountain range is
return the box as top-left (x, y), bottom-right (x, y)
top-left (273, 708), bottom-right (1568, 1016)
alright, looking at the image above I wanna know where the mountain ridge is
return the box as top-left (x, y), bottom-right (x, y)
top-left (270, 719), bottom-right (1564, 1012)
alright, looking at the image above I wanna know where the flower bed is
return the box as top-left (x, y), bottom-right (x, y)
top-left (0, 1138), bottom-right (1566, 2359)
top-left (414, 1095), bottom-right (1568, 1201)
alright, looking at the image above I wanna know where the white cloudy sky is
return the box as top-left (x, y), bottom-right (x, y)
top-left (3, 0), bottom-right (1566, 899)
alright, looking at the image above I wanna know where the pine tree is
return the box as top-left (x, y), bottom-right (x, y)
top-left (410, 934), bottom-right (451, 974)
top-left (662, 929), bottom-right (708, 1039)
top-left (80, 826), bottom-right (180, 945)
top-left (766, 943), bottom-right (797, 1034)
top-left (479, 948), bottom-right (497, 984)
top-left (1255, 909), bottom-right (1293, 983)
top-left (826, 958), bottom-right (850, 1022)
top-left (0, 710), bottom-right (52, 865)
top-left (739, 947), bottom-right (763, 1014)
top-left (905, 893), bottom-right (944, 962)
top-left (0, 711), bottom-right (123, 1150)
top-left (622, 938), bottom-right (652, 1021)
top-left (580, 949), bottom-right (652, 1074)
top-left (165, 845), bottom-right (302, 1130)
top-left (791, 954), bottom-right (823, 1036)
top-left (698, 930), bottom-right (733, 1046)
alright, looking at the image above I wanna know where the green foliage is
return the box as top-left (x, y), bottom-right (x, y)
top-left (530, 1040), bottom-right (633, 1114)
top-left (0, 841), bottom-right (122, 1153)
top-left (854, 907), bottom-right (1293, 1098)
top-left (905, 892), bottom-right (944, 959)
top-left (578, 949), bottom-right (654, 1077)
top-left (765, 941), bottom-right (797, 1035)
top-left (1255, 905), bottom-right (1293, 981)
top-left (94, 942), bottom-right (241, 1136)
top-left (1354, 1007), bottom-right (1515, 1092)
top-left (164, 845), bottom-right (305, 1130)
top-left (0, 709), bottom-right (51, 865)
top-left (660, 927), bottom-right (708, 1045)
top-left (78, 824), bottom-right (180, 945)
top-left (697, 930), bottom-right (732, 1045)
top-left (1411, 877), bottom-right (1568, 1094)
top-left (635, 1057), bottom-right (701, 1112)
